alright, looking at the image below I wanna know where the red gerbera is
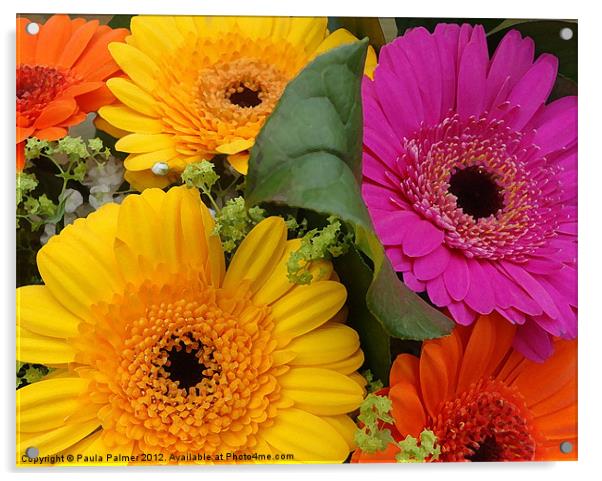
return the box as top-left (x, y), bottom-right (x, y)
top-left (16, 14), bottom-right (128, 170)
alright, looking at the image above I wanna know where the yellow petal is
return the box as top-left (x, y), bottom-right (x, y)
top-left (198, 201), bottom-right (225, 287)
top-left (37, 204), bottom-right (122, 321)
top-left (116, 133), bottom-right (175, 154)
top-left (227, 152), bottom-right (249, 175)
top-left (321, 414), bottom-right (358, 450)
top-left (287, 323), bottom-right (360, 366)
top-left (223, 217), bottom-right (287, 294)
top-left (287, 18), bottom-right (328, 53)
top-left (17, 418), bottom-right (101, 458)
top-left (17, 325), bottom-right (75, 365)
top-left (130, 16), bottom-right (184, 59)
top-left (17, 285), bottom-right (81, 338)
top-left (58, 429), bottom-right (134, 464)
top-left (271, 281), bottom-right (347, 342)
top-left (124, 169), bottom-right (174, 191)
top-left (261, 408), bottom-right (350, 462)
top-left (94, 116), bottom-right (129, 139)
top-left (279, 367), bottom-right (364, 415)
top-left (312, 28), bottom-right (377, 79)
top-left (108, 42), bottom-right (159, 92)
top-left (124, 148), bottom-right (180, 172)
top-left (106, 77), bottom-right (160, 117)
top-left (17, 378), bottom-right (90, 433)
top-left (320, 349), bottom-right (365, 375)
top-left (253, 239), bottom-right (301, 306)
top-left (99, 105), bottom-right (164, 134)
top-left (216, 138), bottom-right (254, 155)
top-left (235, 17), bottom-right (277, 40)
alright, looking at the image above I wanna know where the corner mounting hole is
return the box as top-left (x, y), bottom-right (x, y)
top-left (559, 441), bottom-right (573, 454)
top-left (25, 446), bottom-right (39, 459)
top-left (25, 22), bottom-right (40, 35)
top-left (559, 27), bottom-right (573, 41)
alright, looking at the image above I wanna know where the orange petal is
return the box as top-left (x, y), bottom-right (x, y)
top-left (73, 28), bottom-right (128, 79)
top-left (16, 142), bottom-right (25, 171)
top-left (57, 20), bottom-right (99, 69)
top-left (75, 85), bottom-right (116, 112)
top-left (530, 376), bottom-right (576, 418)
top-left (419, 342), bottom-right (449, 418)
top-left (60, 111), bottom-right (87, 128)
top-left (496, 350), bottom-right (528, 385)
top-left (429, 330), bottom-right (463, 394)
top-left (389, 353), bottom-right (419, 387)
top-left (16, 126), bottom-right (35, 144)
top-left (17, 17), bottom-right (37, 65)
top-left (483, 313), bottom-right (516, 377)
top-left (352, 442), bottom-right (399, 463)
top-left (61, 81), bottom-right (104, 99)
top-left (512, 339), bottom-right (577, 408)
top-left (35, 126), bottom-right (68, 141)
top-left (537, 437), bottom-right (577, 461)
top-left (389, 382), bottom-right (427, 438)
top-left (34, 15), bottom-right (72, 65)
top-left (456, 315), bottom-right (497, 393)
top-left (533, 403), bottom-right (577, 441)
top-left (34, 99), bottom-right (77, 129)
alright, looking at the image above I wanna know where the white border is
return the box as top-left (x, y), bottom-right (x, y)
top-left (3, 1), bottom-right (601, 480)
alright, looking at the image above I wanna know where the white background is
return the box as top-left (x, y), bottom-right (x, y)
top-left (3, 0), bottom-right (600, 479)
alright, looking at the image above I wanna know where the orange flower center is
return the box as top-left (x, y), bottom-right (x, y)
top-left (429, 379), bottom-right (538, 462)
top-left (16, 65), bottom-right (74, 123)
top-left (74, 276), bottom-right (282, 455)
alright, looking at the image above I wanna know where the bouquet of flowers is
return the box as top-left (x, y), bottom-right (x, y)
top-left (16, 14), bottom-right (577, 465)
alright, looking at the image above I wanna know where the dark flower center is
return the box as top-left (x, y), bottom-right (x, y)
top-left (163, 342), bottom-right (208, 391)
top-left (228, 83), bottom-right (262, 108)
top-left (449, 166), bottom-right (504, 219)
top-left (467, 436), bottom-right (504, 462)
top-left (448, 166), bottom-right (504, 220)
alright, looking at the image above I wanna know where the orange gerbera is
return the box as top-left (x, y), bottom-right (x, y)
top-left (354, 314), bottom-right (577, 462)
top-left (16, 15), bottom-right (128, 170)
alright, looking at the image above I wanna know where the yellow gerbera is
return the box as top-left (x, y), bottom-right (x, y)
top-left (97, 16), bottom-right (377, 189)
top-left (16, 186), bottom-right (365, 465)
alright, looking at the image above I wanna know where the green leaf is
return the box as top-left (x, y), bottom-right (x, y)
top-left (107, 15), bottom-right (133, 30)
top-left (328, 17), bottom-right (386, 51)
top-left (245, 40), bottom-right (454, 344)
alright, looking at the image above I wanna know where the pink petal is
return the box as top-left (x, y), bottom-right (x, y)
top-left (501, 261), bottom-right (561, 320)
top-left (496, 307), bottom-right (526, 325)
top-left (463, 259), bottom-right (495, 315)
top-left (413, 244), bottom-right (451, 281)
top-left (426, 275), bottom-right (452, 307)
top-left (372, 210), bottom-right (420, 246)
top-left (506, 54), bottom-right (558, 131)
top-left (485, 29), bottom-right (535, 110)
top-left (448, 301), bottom-right (477, 326)
top-left (443, 252), bottom-right (470, 301)
top-left (362, 181), bottom-right (402, 211)
top-left (512, 321), bottom-right (554, 362)
top-left (385, 246), bottom-right (412, 272)
top-left (362, 149), bottom-right (399, 188)
top-left (532, 96), bottom-right (577, 155)
top-left (400, 27), bottom-right (442, 124)
top-left (401, 220), bottom-right (444, 257)
top-left (433, 23), bottom-right (461, 115)
top-left (403, 271), bottom-right (426, 292)
top-left (456, 25), bottom-right (487, 119)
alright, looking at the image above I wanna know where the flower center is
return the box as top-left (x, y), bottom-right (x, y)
top-left (448, 166), bottom-right (504, 220)
top-left (16, 65), bottom-right (73, 122)
top-left (227, 83), bottom-right (262, 108)
top-left (162, 341), bottom-right (213, 391)
top-left (77, 277), bottom-right (281, 454)
top-left (429, 379), bottom-right (537, 462)
top-left (396, 114), bottom-right (563, 260)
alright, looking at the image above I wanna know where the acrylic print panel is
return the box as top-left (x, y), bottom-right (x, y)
top-left (16, 14), bottom-right (577, 466)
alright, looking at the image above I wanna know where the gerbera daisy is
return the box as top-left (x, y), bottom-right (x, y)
top-left (353, 314), bottom-right (577, 462)
top-left (16, 186), bottom-right (364, 464)
top-left (98, 16), bottom-right (377, 189)
top-left (362, 24), bottom-right (577, 360)
top-left (16, 15), bottom-right (127, 170)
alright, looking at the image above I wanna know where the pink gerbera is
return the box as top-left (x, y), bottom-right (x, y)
top-left (362, 24), bottom-right (577, 361)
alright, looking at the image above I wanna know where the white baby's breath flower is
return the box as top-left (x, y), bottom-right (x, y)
top-left (40, 223), bottom-right (56, 245)
top-left (62, 189), bottom-right (83, 213)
